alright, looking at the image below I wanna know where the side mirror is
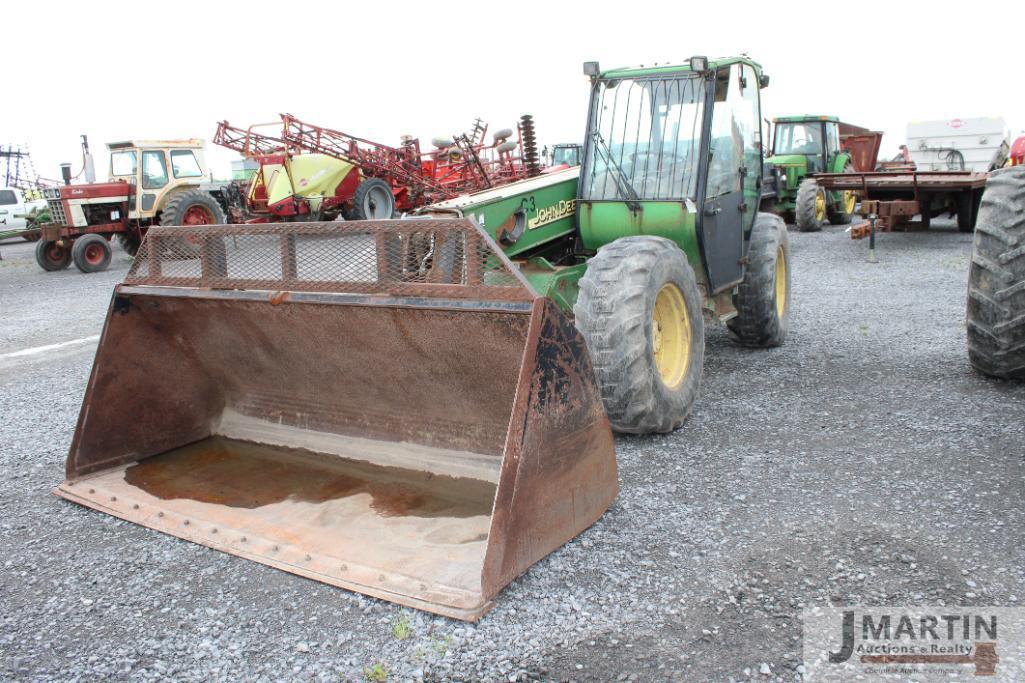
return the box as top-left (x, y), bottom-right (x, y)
top-left (583, 61), bottom-right (600, 77)
top-left (759, 73), bottom-right (770, 88)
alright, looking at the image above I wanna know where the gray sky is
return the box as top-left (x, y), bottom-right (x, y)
top-left (6, 0), bottom-right (1023, 181)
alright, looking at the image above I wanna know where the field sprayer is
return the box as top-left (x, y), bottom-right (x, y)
top-left (213, 113), bottom-right (542, 223)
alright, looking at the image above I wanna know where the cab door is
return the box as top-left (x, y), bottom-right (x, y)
top-left (698, 63), bottom-right (761, 292)
top-left (139, 150), bottom-right (170, 218)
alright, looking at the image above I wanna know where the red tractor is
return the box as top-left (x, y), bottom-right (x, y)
top-left (34, 139), bottom-right (234, 273)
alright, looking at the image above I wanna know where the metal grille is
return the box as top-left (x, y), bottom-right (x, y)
top-left (43, 188), bottom-right (67, 225)
top-left (124, 219), bottom-right (535, 301)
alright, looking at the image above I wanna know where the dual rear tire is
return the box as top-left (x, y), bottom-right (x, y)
top-left (574, 213), bottom-right (789, 433)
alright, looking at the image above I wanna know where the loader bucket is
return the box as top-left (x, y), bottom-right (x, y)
top-left (55, 219), bottom-right (617, 621)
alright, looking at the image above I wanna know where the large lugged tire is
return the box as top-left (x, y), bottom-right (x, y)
top-left (35, 240), bottom-right (72, 271)
top-left (795, 178), bottom-right (824, 232)
top-left (827, 162), bottom-right (857, 225)
top-left (727, 213), bottom-right (791, 347)
top-left (966, 166), bottom-right (1025, 378)
top-left (347, 178), bottom-right (396, 220)
top-left (71, 234), bottom-right (113, 273)
top-left (160, 188), bottom-right (226, 227)
top-left (574, 236), bottom-right (705, 434)
top-left (159, 189), bottom-right (225, 259)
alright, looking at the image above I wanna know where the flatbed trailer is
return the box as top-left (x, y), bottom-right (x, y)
top-left (814, 169), bottom-right (987, 235)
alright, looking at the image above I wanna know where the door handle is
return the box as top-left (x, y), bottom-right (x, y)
top-left (704, 203), bottom-right (722, 216)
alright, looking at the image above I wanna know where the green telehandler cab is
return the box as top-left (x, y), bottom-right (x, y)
top-left (57, 56), bottom-right (793, 620)
top-left (765, 115), bottom-right (859, 231)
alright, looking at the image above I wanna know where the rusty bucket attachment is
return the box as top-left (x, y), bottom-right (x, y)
top-left (55, 218), bottom-right (617, 621)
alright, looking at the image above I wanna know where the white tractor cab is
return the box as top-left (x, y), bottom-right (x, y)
top-left (106, 139), bottom-right (216, 220)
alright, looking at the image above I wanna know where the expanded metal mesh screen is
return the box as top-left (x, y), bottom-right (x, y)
top-left (124, 219), bottom-right (534, 301)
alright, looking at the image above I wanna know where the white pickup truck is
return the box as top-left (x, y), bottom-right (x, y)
top-left (0, 187), bottom-right (46, 238)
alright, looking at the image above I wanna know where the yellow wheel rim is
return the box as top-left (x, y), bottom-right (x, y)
top-left (843, 190), bottom-right (857, 214)
top-left (814, 191), bottom-right (826, 222)
top-left (652, 283), bottom-right (690, 389)
top-left (775, 246), bottom-right (787, 319)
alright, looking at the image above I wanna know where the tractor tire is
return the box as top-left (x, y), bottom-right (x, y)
top-left (161, 188), bottom-right (226, 227)
top-left (827, 162), bottom-right (856, 225)
top-left (160, 189), bottom-right (225, 259)
top-left (795, 178), bottom-right (825, 232)
top-left (71, 234), bottom-right (113, 273)
top-left (117, 232), bottom-right (141, 256)
top-left (966, 166), bottom-right (1025, 378)
top-left (574, 236), bottom-right (705, 434)
top-left (348, 178), bottom-right (396, 220)
top-left (957, 189), bottom-right (980, 233)
top-left (727, 213), bottom-right (790, 347)
top-left (35, 240), bottom-right (72, 271)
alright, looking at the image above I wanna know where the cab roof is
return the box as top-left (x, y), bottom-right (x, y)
top-left (106, 139), bottom-right (204, 151)
top-left (599, 56), bottom-right (763, 79)
top-left (773, 115), bottom-right (839, 123)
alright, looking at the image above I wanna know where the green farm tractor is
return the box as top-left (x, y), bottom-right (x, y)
top-left (765, 115), bottom-right (858, 231)
top-left (429, 55), bottom-right (790, 432)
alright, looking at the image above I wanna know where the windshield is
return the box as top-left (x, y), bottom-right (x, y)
top-left (773, 122), bottom-right (823, 155)
top-left (552, 145), bottom-right (580, 167)
top-left (581, 75), bottom-right (704, 201)
top-left (171, 150), bottom-right (204, 178)
top-left (110, 151), bottom-right (137, 177)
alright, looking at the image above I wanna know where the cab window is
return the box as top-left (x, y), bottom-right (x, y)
top-left (142, 151), bottom-right (168, 189)
top-left (705, 64), bottom-right (757, 198)
top-left (825, 122), bottom-right (841, 155)
top-left (170, 150), bottom-right (203, 178)
top-left (774, 123), bottom-right (823, 155)
top-left (110, 151), bottom-right (137, 177)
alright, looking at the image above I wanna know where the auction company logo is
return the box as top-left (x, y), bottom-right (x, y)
top-left (803, 607), bottom-right (1025, 681)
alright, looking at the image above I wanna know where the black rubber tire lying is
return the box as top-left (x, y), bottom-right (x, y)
top-left (574, 236), bottom-right (705, 434)
top-left (71, 234), bottom-right (113, 273)
top-left (727, 213), bottom-right (790, 347)
top-left (827, 162), bottom-right (856, 225)
top-left (35, 240), bottom-right (72, 271)
top-left (966, 166), bottom-right (1025, 378)
top-left (348, 178), bottom-right (396, 220)
top-left (795, 178), bottom-right (823, 232)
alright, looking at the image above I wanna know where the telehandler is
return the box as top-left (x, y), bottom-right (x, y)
top-left (57, 56), bottom-right (791, 620)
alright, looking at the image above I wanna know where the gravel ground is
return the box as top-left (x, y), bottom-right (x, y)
top-left (1, 221), bottom-right (1023, 682)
